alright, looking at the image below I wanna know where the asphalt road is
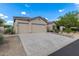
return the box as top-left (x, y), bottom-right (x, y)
top-left (49, 39), bottom-right (79, 56)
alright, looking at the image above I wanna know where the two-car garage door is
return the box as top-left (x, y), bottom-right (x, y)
top-left (31, 23), bottom-right (46, 33)
top-left (18, 22), bottom-right (30, 33)
top-left (18, 22), bottom-right (47, 33)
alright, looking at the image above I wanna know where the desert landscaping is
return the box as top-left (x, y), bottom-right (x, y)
top-left (1, 3), bottom-right (79, 56)
top-left (0, 35), bottom-right (26, 56)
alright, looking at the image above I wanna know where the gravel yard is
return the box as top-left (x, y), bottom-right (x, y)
top-left (0, 35), bottom-right (26, 56)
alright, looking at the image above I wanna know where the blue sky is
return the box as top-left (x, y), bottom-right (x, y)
top-left (0, 3), bottom-right (79, 25)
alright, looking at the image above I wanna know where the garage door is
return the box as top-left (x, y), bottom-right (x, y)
top-left (18, 22), bottom-right (30, 34)
top-left (31, 23), bottom-right (47, 33)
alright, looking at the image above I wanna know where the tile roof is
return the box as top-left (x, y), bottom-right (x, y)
top-left (13, 16), bottom-right (31, 22)
top-left (48, 21), bottom-right (55, 24)
top-left (13, 16), bottom-right (48, 23)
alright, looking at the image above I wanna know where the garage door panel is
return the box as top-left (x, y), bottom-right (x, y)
top-left (18, 22), bottom-right (29, 33)
top-left (32, 23), bottom-right (46, 32)
top-left (17, 22), bottom-right (47, 33)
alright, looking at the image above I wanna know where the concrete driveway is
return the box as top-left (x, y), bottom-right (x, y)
top-left (18, 33), bottom-right (78, 56)
top-left (49, 39), bottom-right (79, 56)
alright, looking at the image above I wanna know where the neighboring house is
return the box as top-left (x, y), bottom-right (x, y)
top-left (59, 26), bottom-right (65, 32)
top-left (47, 21), bottom-right (56, 32)
top-left (13, 16), bottom-right (48, 34)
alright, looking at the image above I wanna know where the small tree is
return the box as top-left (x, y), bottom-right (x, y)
top-left (56, 11), bottom-right (79, 32)
top-left (4, 25), bottom-right (12, 28)
top-left (0, 34), bottom-right (4, 44)
top-left (56, 11), bottom-right (78, 28)
top-left (0, 18), bottom-right (6, 26)
top-left (4, 25), bottom-right (15, 34)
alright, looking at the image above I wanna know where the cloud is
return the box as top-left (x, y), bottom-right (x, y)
top-left (76, 5), bottom-right (79, 7)
top-left (1, 15), bottom-right (8, 19)
top-left (45, 17), bottom-right (48, 20)
top-left (74, 3), bottom-right (79, 7)
top-left (4, 16), bottom-right (8, 18)
top-left (74, 3), bottom-right (79, 5)
top-left (55, 19), bottom-right (59, 21)
top-left (58, 9), bottom-right (64, 12)
top-left (25, 4), bottom-right (30, 7)
top-left (6, 20), bottom-right (13, 25)
top-left (0, 13), bottom-right (4, 17)
top-left (21, 11), bottom-right (26, 15)
top-left (0, 13), bottom-right (8, 19)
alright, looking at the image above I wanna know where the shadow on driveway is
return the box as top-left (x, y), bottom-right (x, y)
top-left (48, 39), bottom-right (79, 56)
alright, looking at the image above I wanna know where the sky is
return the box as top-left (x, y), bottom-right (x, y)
top-left (0, 3), bottom-right (79, 25)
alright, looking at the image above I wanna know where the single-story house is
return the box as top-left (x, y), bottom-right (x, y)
top-left (47, 21), bottom-right (56, 32)
top-left (13, 16), bottom-right (48, 34)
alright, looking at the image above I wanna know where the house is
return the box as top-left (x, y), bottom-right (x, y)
top-left (13, 16), bottom-right (48, 34)
top-left (47, 21), bottom-right (56, 32)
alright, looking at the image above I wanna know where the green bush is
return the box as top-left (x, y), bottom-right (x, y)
top-left (55, 29), bottom-right (59, 33)
top-left (4, 27), bottom-right (15, 34)
top-left (64, 28), bottom-right (73, 33)
top-left (49, 30), bottom-right (53, 32)
top-left (0, 34), bottom-right (4, 44)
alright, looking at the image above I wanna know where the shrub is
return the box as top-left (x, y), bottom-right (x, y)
top-left (55, 29), bottom-right (59, 33)
top-left (64, 28), bottom-right (72, 33)
top-left (4, 27), bottom-right (15, 34)
top-left (0, 34), bottom-right (4, 44)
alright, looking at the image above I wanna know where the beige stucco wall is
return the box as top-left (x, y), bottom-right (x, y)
top-left (31, 18), bottom-right (47, 24)
top-left (48, 24), bottom-right (53, 31)
top-left (16, 19), bottom-right (29, 23)
top-left (14, 19), bottom-right (29, 33)
top-left (48, 23), bottom-right (56, 31)
top-left (31, 18), bottom-right (47, 32)
top-left (14, 18), bottom-right (47, 33)
top-left (18, 23), bottom-right (30, 33)
top-left (31, 25), bottom-right (47, 32)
